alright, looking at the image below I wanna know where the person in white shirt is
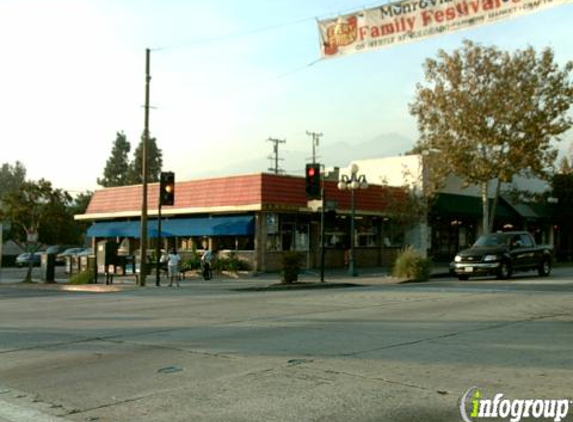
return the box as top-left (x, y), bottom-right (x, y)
top-left (167, 249), bottom-right (181, 287)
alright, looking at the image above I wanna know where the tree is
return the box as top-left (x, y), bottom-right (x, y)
top-left (558, 157), bottom-right (572, 175)
top-left (97, 132), bottom-right (131, 187)
top-left (70, 190), bottom-right (93, 215)
top-left (127, 133), bottom-right (163, 184)
top-left (558, 142), bottom-right (573, 174)
top-left (67, 190), bottom-right (93, 247)
top-left (37, 188), bottom-right (77, 246)
top-left (0, 179), bottom-right (74, 281)
top-left (0, 179), bottom-right (81, 244)
top-left (410, 40), bottom-right (573, 234)
top-left (0, 161), bottom-right (26, 201)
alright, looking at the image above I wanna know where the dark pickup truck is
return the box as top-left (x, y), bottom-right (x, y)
top-left (450, 231), bottom-right (553, 280)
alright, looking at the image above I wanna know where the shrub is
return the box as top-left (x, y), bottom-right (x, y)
top-left (392, 247), bottom-right (432, 282)
top-left (281, 251), bottom-right (304, 284)
top-left (69, 270), bottom-right (94, 285)
top-left (180, 252), bottom-right (201, 272)
top-left (214, 253), bottom-right (251, 272)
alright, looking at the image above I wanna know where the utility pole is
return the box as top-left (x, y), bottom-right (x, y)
top-left (139, 48), bottom-right (151, 287)
top-left (320, 166), bottom-right (326, 283)
top-left (266, 137), bottom-right (286, 174)
top-left (306, 131), bottom-right (323, 164)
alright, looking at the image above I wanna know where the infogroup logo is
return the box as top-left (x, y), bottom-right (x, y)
top-left (460, 387), bottom-right (571, 422)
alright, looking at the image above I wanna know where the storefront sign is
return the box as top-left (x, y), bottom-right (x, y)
top-left (262, 203), bottom-right (300, 212)
top-left (266, 213), bottom-right (279, 234)
top-left (318, 0), bottom-right (571, 59)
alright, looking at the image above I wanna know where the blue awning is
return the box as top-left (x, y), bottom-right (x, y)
top-left (86, 221), bottom-right (140, 238)
top-left (87, 215), bottom-right (254, 238)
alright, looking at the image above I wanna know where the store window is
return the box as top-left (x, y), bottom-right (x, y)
top-left (236, 236), bottom-right (254, 250)
top-left (217, 236), bottom-right (235, 250)
top-left (267, 234), bottom-right (281, 251)
top-left (325, 232), bottom-right (346, 248)
top-left (356, 218), bottom-right (378, 247)
top-left (382, 218), bottom-right (404, 247)
top-left (272, 223), bottom-right (310, 251)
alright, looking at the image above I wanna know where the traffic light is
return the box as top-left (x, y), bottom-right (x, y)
top-left (159, 171), bottom-right (175, 206)
top-left (305, 163), bottom-right (321, 199)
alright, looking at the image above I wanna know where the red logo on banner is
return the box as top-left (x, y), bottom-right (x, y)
top-left (323, 16), bottom-right (358, 55)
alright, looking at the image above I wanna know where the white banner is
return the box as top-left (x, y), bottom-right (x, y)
top-left (318, 0), bottom-right (572, 58)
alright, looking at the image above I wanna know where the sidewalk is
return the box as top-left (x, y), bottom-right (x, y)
top-left (0, 263), bottom-right (454, 287)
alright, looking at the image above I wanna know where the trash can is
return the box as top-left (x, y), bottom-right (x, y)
top-left (41, 253), bottom-right (56, 283)
top-left (87, 255), bottom-right (97, 284)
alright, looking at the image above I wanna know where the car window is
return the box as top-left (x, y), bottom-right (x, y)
top-left (520, 234), bottom-right (534, 248)
top-left (474, 234), bottom-right (509, 247)
top-left (511, 235), bottom-right (523, 248)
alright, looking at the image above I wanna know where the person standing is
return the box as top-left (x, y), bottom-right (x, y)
top-left (201, 249), bottom-right (213, 281)
top-left (167, 248), bottom-right (181, 287)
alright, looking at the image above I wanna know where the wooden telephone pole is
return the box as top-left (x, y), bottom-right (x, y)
top-left (306, 131), bottom-right (323, 164)
top-left (139, 48), bottom-right (151, 287)
top-left (267, 137), bottom-right (286, 174)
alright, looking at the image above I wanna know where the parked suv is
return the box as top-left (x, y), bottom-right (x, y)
top-left (450, 231), bottom-right (553, 280)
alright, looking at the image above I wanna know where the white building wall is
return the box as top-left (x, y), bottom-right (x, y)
top-left (339, 155), bottom-right (424, 190)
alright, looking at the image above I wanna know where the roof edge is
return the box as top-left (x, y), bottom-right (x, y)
top-left (75, 204), bottom-right (263, 221)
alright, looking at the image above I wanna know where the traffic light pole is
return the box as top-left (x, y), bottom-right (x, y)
top-left (155, 202), bottom-right (162, 287)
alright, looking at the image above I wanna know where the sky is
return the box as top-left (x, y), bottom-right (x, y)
top-left (1, 0), bottom-right (572, 195)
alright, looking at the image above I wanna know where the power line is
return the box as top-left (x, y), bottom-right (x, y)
top-left (277, 58), bottom-right (322, 79)
top-left (153, 16), bottom-right (314, 52)
top-left (152, 2), bottom-right (384, 52)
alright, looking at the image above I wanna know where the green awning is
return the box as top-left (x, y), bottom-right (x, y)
top-left (528, 202), bottom-right (555, 220)
top-left (431, 194), bottom-right (517, 219)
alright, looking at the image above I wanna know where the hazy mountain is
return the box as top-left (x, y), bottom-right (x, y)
top-left (194, 133), bottom-right (416, 179)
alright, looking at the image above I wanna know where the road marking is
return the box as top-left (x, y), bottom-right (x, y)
top-left (0, 399), bottom-right (76, 422)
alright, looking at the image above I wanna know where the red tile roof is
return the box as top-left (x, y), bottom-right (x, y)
top-left (79, 173), bottom-right (402, 220)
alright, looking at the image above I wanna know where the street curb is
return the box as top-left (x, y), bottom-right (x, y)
top-left (233, 282), bottom-right (362, 292)
top-left (0, 282), bottom-right (139, 293)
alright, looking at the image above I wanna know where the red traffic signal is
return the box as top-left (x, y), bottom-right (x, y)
top-left (159, 172), bottom-right (175, 206)
top-left (305, 163), bottom-right (321, 199)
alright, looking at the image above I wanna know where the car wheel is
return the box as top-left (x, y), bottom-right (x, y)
top-left (497, 261), bottom-right (512, 280)
top-left (537, 259), bottom-right (551, 277)
top-left (457, 275), bottom-right (469, 281)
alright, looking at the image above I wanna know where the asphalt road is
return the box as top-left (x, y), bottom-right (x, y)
top-left (0, 269), bottom-right (572, 422)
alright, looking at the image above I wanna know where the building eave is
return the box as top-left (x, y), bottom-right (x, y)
top-left (75, 204), bottom-right (264, 221)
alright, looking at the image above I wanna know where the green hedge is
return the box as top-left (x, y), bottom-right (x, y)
top-left (281, 251), bottom-right (304, 284)
top-left (180, 252), bottom-right (201, 272)
top-left (213, 253), bottom-right (251, 272)
top-left (69, 270), bottom-right (94, 285)
top-left (392, 247), bottom-right (432, 282)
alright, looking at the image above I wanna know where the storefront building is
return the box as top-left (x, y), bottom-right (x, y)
top-left (429, 193), bottom-right (554, 261)
top-left (75, 173), bottom-right (405, 272)
top-left (339, 155), bottom-right (556, 262)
